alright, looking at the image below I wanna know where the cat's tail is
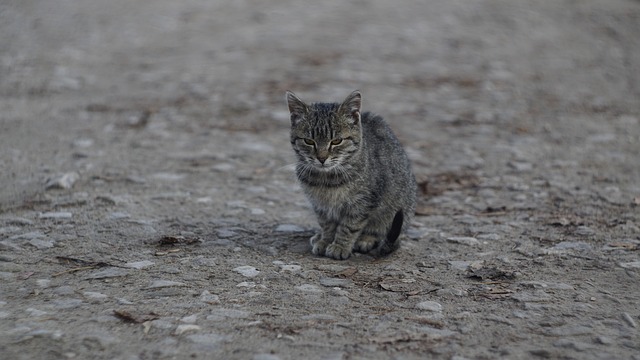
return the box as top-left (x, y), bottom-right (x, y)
top-left (377, 209), bottom-right (404, 256)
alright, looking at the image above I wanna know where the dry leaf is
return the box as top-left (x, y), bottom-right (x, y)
top-left (336, 267), bottom-right (358, 278)
top-left (113, 309), bottom-right (159, 324)
top-left (607, 242), bottom-right (638, 250)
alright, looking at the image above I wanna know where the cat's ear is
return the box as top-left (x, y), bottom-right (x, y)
top-left (286, 91), bottom-right (308, 125)
top-left (339, 90), bottom-right (362, 125)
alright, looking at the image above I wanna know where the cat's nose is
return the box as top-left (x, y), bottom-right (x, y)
top-left (317, 155), bottom-right (328, 164)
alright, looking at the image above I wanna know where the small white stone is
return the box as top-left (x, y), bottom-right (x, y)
top-left (280, 264), bottom-right (301, 272)
top-left (447, 237), bottom-right (480, 246)
top-left (35, 279), bottom-right (51, 288)
top-left (180, 314), bottom-right (198, 324)
top-left (124, 260), bottom-right (155, 269)
top-left (233, 266), bottom-right (260, 278)
top-left (29, 239), bottom-right (55, 249)
top-left (237, 281), bottom-right (256, 288)
top-left (45, 172), bottom-right (80, 190)
top-left (199, 290), bottom-right (220, 304)
top-left (273, 262), bottom-right (302, 273)
top-left (416, 301), bottom-right (443, 312)
top-left (174, 324), bottom-right (201, 335)
top-left (620, 261), bottom-right (640, 269)
top-left (39, 212), bottom-right (73, 219)
top-left (83, 292), bottom-right (108, 301)
top-left (151, 172), bottom-right (185, 181)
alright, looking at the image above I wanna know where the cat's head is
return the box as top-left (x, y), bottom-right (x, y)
top-left (286, 90), bottom-right (362, 171)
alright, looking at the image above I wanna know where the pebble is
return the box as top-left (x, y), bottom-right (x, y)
top-left (174, 324), bottom-right (201, 335)
top-left (233, 266), bottom-right (260, 278)
top-left (0, 217), bottom-right (34, 226)
top-left (45, 172), bottom-right (80, 190)
top-left (574, 226), bottom-right (595, 237)
top-left (146, 280), bottom-right (187, 289)
top-left (621, 312), bottom-right (637, 328)
top-left (619, 261), bottom-right (640, 269)
top-left (18, 329), bottom-right (64, 342)
top-left (512, 290), bottom-right (552, 303)
top-left (447, 237), bottom-right (480, 246)
top-left (552, 241), bottom-right (592, 251)
top-left (28, 238), bottom-right (55, 250)
top-left (275, 224), bottom-right (305, 232)
top-left (207, 309), bottom-right (250, 321)
top-left (436, 288), bottom-right (468, 297)
top-left (180, 314), bottom-right (198, 324)
top-left (319, 277), bottom-right (353, 288)
top-left (212, 163), bottom-right (235, 172)
top-left (151, 172), bottom-right (185, 181)
top-left (508, 161), bottom-right (533, 172)
top-left (217, 229), bottom-right (237, 238)
top-left (10, 231), bottom-right (46, 241)
top-left (51, 299), bottom-right (84, 309)
top-left (83, 291), bottom-right (108, 301)
top-left (448, 260), bottom-right (483, 271)
top-left (199, 290), bottom-right (220, 304)
top-left (124, 260), bottom-right (155, 269)
top-left (273, 261), bottom-right (302, 273)
top-left (595, 336), bottom-right (614, 345)
top-left (149, 319), bottom-right (176, 330)
top-left (36, 279), bottom-right (51, 288)
top-left (553, 339), bottom-right (589, 351)
top-left (416, 301), bottom-right (443, 312)
top-left (477, 233), bottom-right (501, 241)
top-left (39, 212), bottom-right (73, 219)
top-left (53, 285), bottom-right (76, 295)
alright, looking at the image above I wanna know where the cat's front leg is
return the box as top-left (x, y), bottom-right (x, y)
top-left (325, 220), bottom-right (365, 260)
top-left (310, 218), bottom-right (337, 256)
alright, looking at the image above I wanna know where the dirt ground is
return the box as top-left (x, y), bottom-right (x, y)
top-left (1, 0), bottom-right (639, 359)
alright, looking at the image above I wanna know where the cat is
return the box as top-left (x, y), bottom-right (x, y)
top-left (286, 90), bottom-right (417, 260)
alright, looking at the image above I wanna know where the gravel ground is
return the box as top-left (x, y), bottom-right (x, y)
top-left (1, 0), bottom-right (639, 359)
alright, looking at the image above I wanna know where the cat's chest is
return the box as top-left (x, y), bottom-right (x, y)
top-left (303, 184), bottom-right (366, 218)
top-left (305, 185), bottom-right (352, 206)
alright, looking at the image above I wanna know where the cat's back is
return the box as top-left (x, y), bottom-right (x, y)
top-left (360, 112), bottom-right (406, 154)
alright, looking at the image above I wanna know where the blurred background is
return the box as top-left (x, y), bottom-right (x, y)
top-left (1, 0), bottom-right (639, 209)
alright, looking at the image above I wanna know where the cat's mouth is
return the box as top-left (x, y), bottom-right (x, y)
top-left (314, 161), bottom-right (337, 170)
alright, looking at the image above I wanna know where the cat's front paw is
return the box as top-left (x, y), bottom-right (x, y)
top-left (353, 235), bottom-right (379, 253)
top-left (310, 233), bottom-right (329, 255)
top-left (325, 243), bottom-right (352, 260)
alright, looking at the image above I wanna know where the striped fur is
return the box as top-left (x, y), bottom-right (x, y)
top-left (286, 90), bottom-right (416, 260)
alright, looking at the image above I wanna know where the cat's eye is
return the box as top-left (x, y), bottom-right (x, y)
top-left (303, 138), bottom-right (315, 146)
top-left (330, 138), bottom-right (343, 146)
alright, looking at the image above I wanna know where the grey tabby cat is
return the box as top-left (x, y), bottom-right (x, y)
top-left (286, 90), bottom-right (416, 260)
